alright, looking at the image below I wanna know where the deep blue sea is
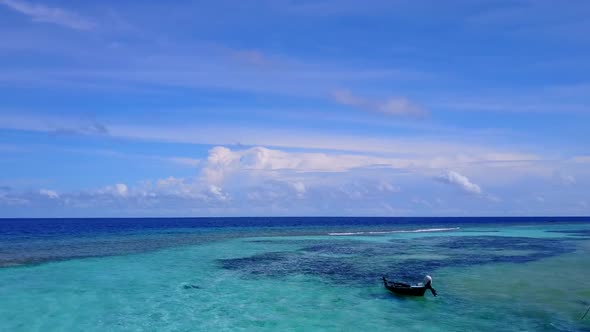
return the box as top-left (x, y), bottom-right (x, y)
top-left (1, 217), bottom-right (590, 331)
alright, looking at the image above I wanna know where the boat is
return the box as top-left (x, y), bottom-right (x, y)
top-left (382, 275), bottom-right (437, 297)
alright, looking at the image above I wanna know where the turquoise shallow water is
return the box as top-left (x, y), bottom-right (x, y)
top-left (1, 219), bottom-right (590, 331)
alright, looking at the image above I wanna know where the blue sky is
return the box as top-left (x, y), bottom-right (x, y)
top-left (0, 0), bottom-right (589, 217)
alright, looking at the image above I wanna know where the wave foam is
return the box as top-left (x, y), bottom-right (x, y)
top-left (328, 227), bottom-right (460, 236)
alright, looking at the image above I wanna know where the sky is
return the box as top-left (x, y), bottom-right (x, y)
top-left (0, 0), bottom-right (589, 217)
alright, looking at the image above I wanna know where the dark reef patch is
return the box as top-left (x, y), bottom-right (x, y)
top-left (218, 236), bottom-right (577, 285)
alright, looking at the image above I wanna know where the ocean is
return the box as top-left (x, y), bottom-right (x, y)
top-left (1, 217), bottom-right (589, 331)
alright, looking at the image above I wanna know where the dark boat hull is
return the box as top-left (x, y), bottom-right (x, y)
top-left (384, 284), bottom-right (428, 296)
top-left (382, 277), bottom-right (435, 296)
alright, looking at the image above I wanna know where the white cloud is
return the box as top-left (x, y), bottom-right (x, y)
top-left (39, 188), bottom-right (59, 199)
top-left (202, 146), bottom-right (236, 184)
top-left (0, 114), bottom-right (557, 186)
top-left (45, 146), bottom-right (410, 210)
top-left (0, 0), bottom-right (96, 30)
top-left (114, 183), bottom-right (128, 196)
top-left (195, 145), bottom-right (564, 205)
top-left (436, 170), bottom-right (482, 195)
top-left (332, 90), bottom-right (427, 118)
top-left (199, 145), bottom-right (550, 190)
top-left (106, 178), bottom-right (230, 203)
top-left (152, 176), bottom-right (200, 198)
top-left (2, 162), bottom-right (588, 216)
top-left (207, 185), bottom-right (229, 201)
top-left (0, 192), bottom-right (29, 205)
top-left (100, 183), bottom-right (128, 197)
top-left (290, 181), bottom-right (306, 198)
top-left (200, 145), bottom-right (413, 185)
top-left (377, 181), bottom-right (398, 193)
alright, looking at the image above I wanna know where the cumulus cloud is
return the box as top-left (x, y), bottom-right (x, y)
top-left (199, 145), bottom-right (542, 191)
top-left (377, 181), bottom-right (399, 193)
top-left (94, 179), bottom-right (232, 204)
top-left (436, 170), bottom-right (482, 195)
top-left (0, 190), bottom-right (29, 205)
top-left (5, 142), bottom-right (575, 217)
top-left (0, 0), bottom-right (96, 30)
top-left (56, 146), bottom-right (409, 210)
top-left (39, 188), bottom-right (59, 199)
top-left (289, 181), bottom-right (306, 198)
top-left (3, 162), bottom-right (587, 216)
top-left (100, 183), bottom-right (128, 197)
top-left (202, 146), bottom-right (237, 185)
top-left (242, 179), bottom-right (311, 206)
top-left (113, 183), bottom-right (128, 196)
top-left (332, 90), bottom-right (427, 118)
top-left (200, 146), bottom-right (548, 202)
top-left (149, 176), bottom-right (199, 198)
top-left (207, 185), bottom-right (229, 201)
top-left (201, 145), bottom-right (413, 185)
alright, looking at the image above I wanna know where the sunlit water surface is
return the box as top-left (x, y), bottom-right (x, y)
top-left (1, 217), bottom-right (589, 331)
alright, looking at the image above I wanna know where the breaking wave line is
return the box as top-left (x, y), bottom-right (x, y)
top-left (328, 227), bottom-right (460, 236)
